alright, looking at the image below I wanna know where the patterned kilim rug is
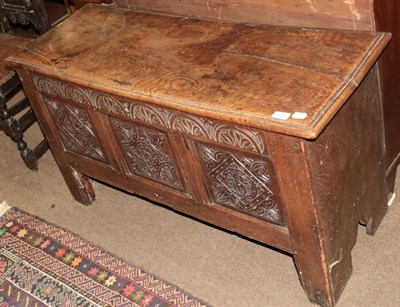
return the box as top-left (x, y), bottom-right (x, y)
top-left (0, 202), bottom-right (209, 307)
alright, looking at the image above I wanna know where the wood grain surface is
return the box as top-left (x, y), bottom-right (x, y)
top-left (6, 4), bottom-right (390, 139)
top-left (303, 67), bottom-right (387, 303)
top-left (0, 34), bottom-right (31, 83)
top-left (267, 68), bottom-right (387, 306)
top-left (113, 0), bottom-right (375, 31)
top-left (374, 0), bottom-right (400, 186)
top-left (110, 0), bottom-right (400, 197)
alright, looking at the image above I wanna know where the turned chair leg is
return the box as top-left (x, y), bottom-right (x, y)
top-left (0, 88), bottom-right (49, 170)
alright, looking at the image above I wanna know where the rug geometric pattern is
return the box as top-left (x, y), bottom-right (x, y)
top-left (0, 208), bottom-right (209, 307)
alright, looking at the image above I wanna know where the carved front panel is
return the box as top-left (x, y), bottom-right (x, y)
top-left (197, 144), bottom-right (282, 224)
top-left (110, 118), bottom-right (185, 191)
top-left (44, 98), bottom-right (107, 162)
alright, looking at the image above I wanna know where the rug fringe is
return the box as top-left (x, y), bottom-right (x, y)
top-left (0, 201), bottom-right (11, 216)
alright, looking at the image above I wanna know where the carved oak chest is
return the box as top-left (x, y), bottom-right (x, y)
top-left (6, 5), bottom-right (391, 306)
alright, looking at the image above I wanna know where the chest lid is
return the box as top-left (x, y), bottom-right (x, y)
top-left (6, 4), bottom-right (390, 139)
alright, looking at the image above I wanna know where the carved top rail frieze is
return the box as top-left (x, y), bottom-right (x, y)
top-left (31, 73), bottom-right (266, 154)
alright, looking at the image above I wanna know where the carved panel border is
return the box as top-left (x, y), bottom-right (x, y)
top-left (31, 74), bottom-right (266, 154)
top-left (197, 143), bottom-right (282, 224)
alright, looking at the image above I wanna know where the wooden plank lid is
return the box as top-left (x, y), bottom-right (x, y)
top-left (6, 4), bottom-right (391, 139)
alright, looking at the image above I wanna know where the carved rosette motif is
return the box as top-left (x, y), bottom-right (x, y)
top-left (110, 118), bottom-right (184, 190)
top-left (198, 144), bottom-right (281, 223)
top-left (31, 74), bottom-right (265, 154)
top-left (44, 98), bottom-right (107, 162)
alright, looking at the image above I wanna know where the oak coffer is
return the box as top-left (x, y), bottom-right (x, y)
top-left (5, 5), bottom-right (391, 307)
